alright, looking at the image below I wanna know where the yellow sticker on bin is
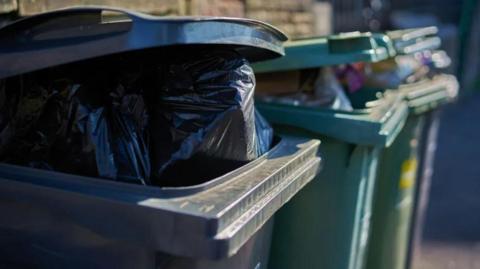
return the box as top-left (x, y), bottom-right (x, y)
top-left (399, 158), bottom-right (418, 189)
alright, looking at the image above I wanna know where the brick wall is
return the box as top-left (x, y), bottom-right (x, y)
top-left (189, 0), bottom-right (245, 17)
top-left (0, 0), bottom-right (16, 13)
top-left (16, 0), bottom-right (185, 16)
top-left (0, 0), bottom-right (318, 37)
top-left (7, 0), bottom-right (246, 17)
top-left (245, 0), bottom-right (315, 38)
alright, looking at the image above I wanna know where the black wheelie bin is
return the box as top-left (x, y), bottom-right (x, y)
top-left (0, 7), bottom-right (321, 269)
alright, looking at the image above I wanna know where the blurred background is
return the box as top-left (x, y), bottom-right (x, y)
top-left (0, 0), bottom-right (478, 268)
top-left (0, 0), bottom-right (476, 115)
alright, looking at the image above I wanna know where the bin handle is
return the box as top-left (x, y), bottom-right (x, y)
top-left (0, 6), bottom-right (155, 40)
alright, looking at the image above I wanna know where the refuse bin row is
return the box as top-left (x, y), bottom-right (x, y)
top-left (0, 7), bottom-right (458, 269)
top-left (253, 27), bottom-right (458, 269)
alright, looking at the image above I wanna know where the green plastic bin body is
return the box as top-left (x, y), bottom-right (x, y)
top-left (252, 32), bottom-right (409, 269)
top-left (366, 115), bottom-right (423, 269)
top-left (406, 110), bottom-right (441, 269)
top-left (364, 27), bottom-right (458, 269)
top-left (365, 75), bottom-right (458, 269)
top-left (268, 135), bottom-right (380, 269)
top-left (256, 93), bottom-right (408, 269)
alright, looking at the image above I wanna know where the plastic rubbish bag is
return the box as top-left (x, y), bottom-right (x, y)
top-left (0, 76), bottom-right (53, 167)
top-left (0, 72), bottom-right (151, 185)
top-left (0, 49), bottom-right (272, 186)
top-left (313, 68), bottom-right (353, 111)
top-left (149, 49), bottom-right (273, 185)
top-left (64, 83), bottom-right (151, 185)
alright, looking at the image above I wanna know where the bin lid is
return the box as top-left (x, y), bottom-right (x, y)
top-left (252, 32), bottom-right (390, 73)
top-left (357, 74), bottom-right (458, 117)
top-left (386, 27), bottom-right (441, 55)
top-left (399, 74), bottom-right (459, 114)
top-left (0, 6), bottom-right (288, 80)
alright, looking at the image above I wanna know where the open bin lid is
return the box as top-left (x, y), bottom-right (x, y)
top-left (370, 28), bottom-right (457, 114)
top-left (358, 74), bottom-right (458, 116)
top-left (0, 6), bottom-right (288, 80)
top-left (252, 32), bottom-right (390, 73)
top-left (397, 74), bottom-right (459, 114)
top-left (386, 26), bottom-right (441, 55)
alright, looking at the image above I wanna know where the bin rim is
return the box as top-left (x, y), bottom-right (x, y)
top-left (0, 137), bottom-right (321, 259)
top-left (401, 74), bottom-right (459, 114)
top-left (386, 26), bottom-right (438, 42)
top-left (252, 31), bottom-right (390, 73)
top-left (385, 26), bottom-right (441, 55)
top-left (256, 92), bottom-right (409, 147)
top-left (360, 74), bottom-right (459, 115)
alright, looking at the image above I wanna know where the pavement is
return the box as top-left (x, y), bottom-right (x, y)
top-left (413, 92), bottom-right (480, 269)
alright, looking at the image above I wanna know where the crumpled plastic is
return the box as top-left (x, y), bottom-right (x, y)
top-left (67, 83), bottom-right (151, 185)
top-left (0, 73), bottom-right (151, 185)
top-left (0, 49), bottom-right (272, 186)
top-left (150, 50), bottom-right (273, 186)
top-left (313, 68), bottom-right (353, 111)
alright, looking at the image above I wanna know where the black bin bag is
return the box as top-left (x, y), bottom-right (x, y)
top-left (0, 7), bottom-right (285, 187)
top-left (150, 49), bottom-right (273, 186)
top-left (0, 49), bottom-right (273, 186)
top-left (0, 66), bottom-right (151, 185)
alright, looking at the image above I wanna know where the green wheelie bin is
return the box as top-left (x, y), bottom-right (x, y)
top-left (362, 27), bottom-right (459, 269)
top-left (252, 33), bottom-right (409, 269)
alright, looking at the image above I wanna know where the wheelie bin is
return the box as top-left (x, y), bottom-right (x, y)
top-left (0, 7), bottom-right (322, 269)
top-left (252, 32), bottom-right (409, 269)
top-left (363, 27), bottom-right (459, 269)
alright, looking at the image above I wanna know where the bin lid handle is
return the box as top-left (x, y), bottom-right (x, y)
top-left (0, 6), bottom-right (288, 42)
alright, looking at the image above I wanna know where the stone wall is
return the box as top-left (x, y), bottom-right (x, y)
top-left (0, 0), bottom-right (319, 37)
top-left (245, 0), bottom-right (315, 38)
top-left (16, 0), bottom-right (186, 15)
top-left (1, 0), bottom-right (247, 16)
